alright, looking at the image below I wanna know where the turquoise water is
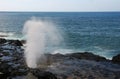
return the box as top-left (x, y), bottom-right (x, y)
top-left (0, 12), bottom-right (120, 59)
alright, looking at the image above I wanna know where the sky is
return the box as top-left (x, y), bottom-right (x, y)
top-left (0, 0), bottom-right (120, 12)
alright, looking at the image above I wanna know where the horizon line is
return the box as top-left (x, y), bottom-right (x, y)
top-left (0, 11), bottom-right (120, 13)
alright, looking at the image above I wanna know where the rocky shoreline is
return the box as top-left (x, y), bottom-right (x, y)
top-left (0, 38), bottom-right (120, 79)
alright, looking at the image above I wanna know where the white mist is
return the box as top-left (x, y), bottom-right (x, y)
top-left (23, 18), bottom-right (63, 68)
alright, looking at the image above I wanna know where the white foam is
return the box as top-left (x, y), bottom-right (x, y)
top-left (0, 32), bottom-right (14, 37)
top-left (52, 49), bottom-right (75, 55)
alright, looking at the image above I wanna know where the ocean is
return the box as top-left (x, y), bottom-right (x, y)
top-left (0, 12), bottom-right (120, 59)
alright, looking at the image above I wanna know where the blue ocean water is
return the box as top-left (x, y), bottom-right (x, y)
top-left (0, 12), bottom-right (120, 59)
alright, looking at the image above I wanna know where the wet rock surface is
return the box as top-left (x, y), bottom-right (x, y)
top-left (29, 68), bottom-right (57, 79)
top-left (66, 52), bottom-right (107, 61)
top-left (0, 38), bottom-right (28, 78)
top-left (0, 38), bottom-right (6, 44)
top-left (47, 59), bottom-right (120, 79)
top-left (112, 54), bottom-right (120, 64)
top-left (0, 38), bottom-right (120, 79)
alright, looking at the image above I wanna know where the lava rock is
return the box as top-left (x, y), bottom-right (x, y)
top-left (14, 40), bottom-right (23, 46)
top-left (30, 68), bottom-right (57, 79)
top-left (21, 40), bottom-right (26, 44)
top-left (0, 38), bottom-right (6, 44)
top-left (8, 40), bottom-right (23, 46)
top-left (67, 52), bottom-right (107, 61)
top-left (0, 63), bottom-right (10, 74)
top-left (112, 54), bottom-right (120, 64)
top-left (0, 73), bottom-right (8, 79)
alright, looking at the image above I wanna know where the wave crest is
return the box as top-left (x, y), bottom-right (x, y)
top-left (0, 32), bottom-right (14, 37)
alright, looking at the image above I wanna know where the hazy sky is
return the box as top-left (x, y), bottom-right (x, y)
top-left (0, 0), bottom-right (120, 12)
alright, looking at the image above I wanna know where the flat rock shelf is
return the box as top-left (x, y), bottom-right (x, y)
top-left (0, 38), bottom-right (120, 79)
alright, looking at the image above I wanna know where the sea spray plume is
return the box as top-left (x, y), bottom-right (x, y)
top-left (23, 18), bottom-right (63, 68)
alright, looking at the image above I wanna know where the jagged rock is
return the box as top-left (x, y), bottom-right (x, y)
top-left (112, 54), bottom-right (120, 64)
top-left (0, 38), bottom-right (6, 44)
top-left (0, 39), bottom-right (27, 78)
top-left (0, 38), bottom-right (120, 79)
top-left (25, 73), bottom-right (38, 79)
top-left (0, 74), bottom-right (8, 79)
top-left (7, 40), bottom-right (23, 46)
top-left (14, 40), bottom-right (23, 46)
top-left (67, 52), bottom-right (107, 61)
top-left (0, 61), bottom-right (28, 76)
top-left (21, 40), bottom-right (26, 44)
top-left (30, 68), bottom-right (57, 79)
top-left (0, 62), bottom-right (10, 74)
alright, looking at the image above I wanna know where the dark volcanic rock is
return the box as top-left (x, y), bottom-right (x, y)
top-left (8, 40), bottom-right (23, 46)
top-left (14, 40), bottom-right (23, 46)
top-left (0, 38), bottom-right (27, 79)
top-left (1, 38), bottom-right (120, 79)
top-left (112, 54), bottom-right (120, 64)
top-left (30, 68), bottom-right (57, 79)
top-left (0, 57), bottom-right (28, 77)
top-left (0, 38), bottom-right (6, 44)
top-left (21, 40), bottom-right (26, 44)
top-left (0, 74), bottom-right (8, 79)
top-left (0, 62), bottom-right (10, 74)
top-left (67, 52), bottom-right (107, 61)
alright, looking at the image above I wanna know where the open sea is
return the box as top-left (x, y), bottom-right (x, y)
top-left (0, 12), bottom-right (120, 59)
